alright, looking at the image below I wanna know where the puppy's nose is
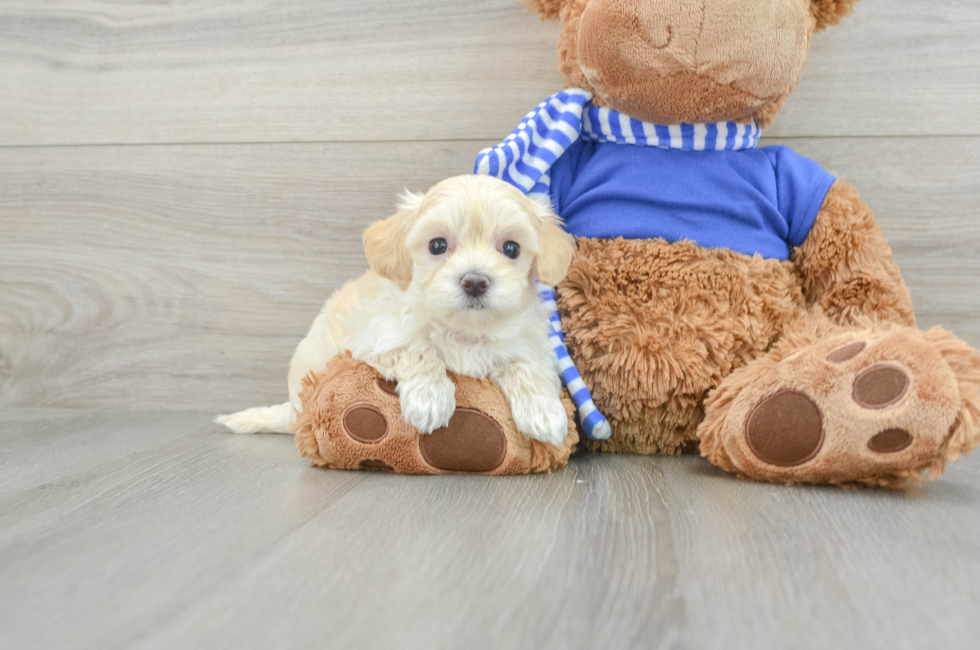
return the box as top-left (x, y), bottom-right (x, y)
top-left (461, 273), bottom-right (490, 297)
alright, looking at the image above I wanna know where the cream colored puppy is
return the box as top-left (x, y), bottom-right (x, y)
top-left (218, 175), bottom-right (576, 445)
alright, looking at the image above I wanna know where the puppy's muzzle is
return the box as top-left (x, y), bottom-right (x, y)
top-left (461, 273), bottom-right (490, 298)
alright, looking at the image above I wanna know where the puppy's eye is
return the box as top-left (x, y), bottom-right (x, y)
top-left (501, 241), bottom-right (520, 259)
top-left (429, 238), bottom-right (448, 255)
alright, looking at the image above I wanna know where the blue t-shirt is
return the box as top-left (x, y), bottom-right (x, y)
top-left (548, 142), bottom-right (836, 261)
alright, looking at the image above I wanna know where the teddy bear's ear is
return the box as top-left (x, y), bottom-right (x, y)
top-left (810, 0), bottom-right (860, 31)
top-left (524, 0), bottom-right (568, 21)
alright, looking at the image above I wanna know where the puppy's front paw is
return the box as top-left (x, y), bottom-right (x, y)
top-left (399, 376), bottom-right (456, 434)
top-left (511, 396), bottom-right (568, 446)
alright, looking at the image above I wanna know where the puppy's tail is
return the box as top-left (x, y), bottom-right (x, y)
top-left (215, 402), bottom-right (296, 435)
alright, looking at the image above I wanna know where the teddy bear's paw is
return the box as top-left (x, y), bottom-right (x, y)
top-left (700, 326), bottom-right (980, 487)
top-left (295, 355), bottom-right (578, 475)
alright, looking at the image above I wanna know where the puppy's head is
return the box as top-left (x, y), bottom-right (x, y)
top-left (363, 175), bottom-right (575, 328)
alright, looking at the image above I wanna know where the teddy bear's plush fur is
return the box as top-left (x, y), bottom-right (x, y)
top-left (295, 353), bottom-right (578, 475)
top-left (297, 0), bottom-right (980, 486)
top-left (522, 0), bottom-right (980, 486)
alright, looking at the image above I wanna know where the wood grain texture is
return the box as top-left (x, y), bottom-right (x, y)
top-left (2, 3), bottom-right (978, 649)
top-left (1, 409), bottom-right (979, 650)
top-left (2, 137), bottom-right (978, 411)
top-left (0, 0), bottom-right (978, 146)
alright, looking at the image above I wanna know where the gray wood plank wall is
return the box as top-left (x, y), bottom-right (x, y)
top-left (2, 0), bottom-right (979, 410)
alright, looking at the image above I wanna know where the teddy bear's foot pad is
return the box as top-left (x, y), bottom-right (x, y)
top-left (294, 353), bottom-right (578, 475)
top-left (702, 326), bottom-right (980, 487)
top-left (359, 459), bottom-right (395, 473)
top-left (417, 409), bottom-right (508, 472)
top-left (744, 390), bottom-right (824, 467)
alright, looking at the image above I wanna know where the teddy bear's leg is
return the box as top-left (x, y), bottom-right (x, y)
top-left (699, 316), bottom-right (980, 487)
top-left (699, 178), bottom-right (980, 486)
top-left (293, 353), bottom-right (578, 475)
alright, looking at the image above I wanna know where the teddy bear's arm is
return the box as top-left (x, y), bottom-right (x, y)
top-left (793, 179), bottom-right (915, 328)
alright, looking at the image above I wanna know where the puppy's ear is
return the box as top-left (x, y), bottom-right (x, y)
top-left (362, 190), bottom-right (423, 286)
top-left (810, 0), bottom-right (860, 31)
top-left (524, 0), bottom-right (567, 20)
top-left (529, 196), bottom-right (575, 286)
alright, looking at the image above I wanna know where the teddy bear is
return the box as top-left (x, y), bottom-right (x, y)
top-left (296, 0), bottom-right (980, 486)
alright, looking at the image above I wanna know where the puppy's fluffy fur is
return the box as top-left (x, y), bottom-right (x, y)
top-left (218, 175), bottom-right (576, 445)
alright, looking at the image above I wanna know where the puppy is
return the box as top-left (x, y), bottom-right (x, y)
top-left (218, 174), bottom-right (576, 445)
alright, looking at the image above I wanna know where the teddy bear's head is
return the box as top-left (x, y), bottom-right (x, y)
top-left (527, 0), bottom-right (858, 126)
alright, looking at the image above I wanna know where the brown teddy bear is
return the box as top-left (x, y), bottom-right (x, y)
top-left (297, 0), bottom-right (980, 486)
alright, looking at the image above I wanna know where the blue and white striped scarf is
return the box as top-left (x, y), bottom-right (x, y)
top-left (536, 280), bottom-right (610, 440)
top-left (476, 88), bottom-right (761, 202)
top-left (476, 88), bottom-right (762, 441)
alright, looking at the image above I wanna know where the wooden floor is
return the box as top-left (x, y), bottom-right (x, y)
top-left (1, 409), bottom-right (979, 650)
top-left (2, 0), bottom-right (980, 648)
